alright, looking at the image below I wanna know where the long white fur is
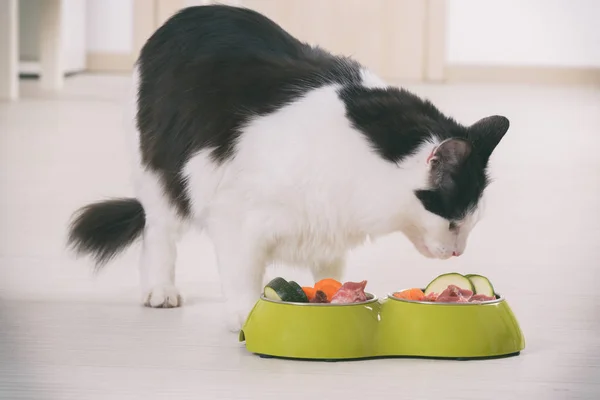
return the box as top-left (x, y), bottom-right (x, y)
top-left (128, 67), bottom-right (481, 330)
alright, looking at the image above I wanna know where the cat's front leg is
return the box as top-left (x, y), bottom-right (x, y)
top-left (210, 222), bottom-right (266, 332)
top-left (311, 257), bottom-right (346, 283)
top-left (219, 251), bottom-right (265, 333)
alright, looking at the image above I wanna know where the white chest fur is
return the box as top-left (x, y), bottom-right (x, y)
top-left (183, 83), bottom-right (431, 269)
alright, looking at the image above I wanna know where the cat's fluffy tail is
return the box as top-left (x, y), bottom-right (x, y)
top-left (67, 198), bottom-right (145, 268)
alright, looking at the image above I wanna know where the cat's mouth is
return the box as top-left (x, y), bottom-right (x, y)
top-left (413, 241), bottom-right (436, 259)
top-left (413, 241), bottom-right (455, 260)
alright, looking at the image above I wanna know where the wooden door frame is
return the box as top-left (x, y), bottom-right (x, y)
top-left (423, 0), bottom-right (446, 81)
top-left (87, 0), bottom-right (164, 73)
top-left (0, 0), bottom-right (19, 100)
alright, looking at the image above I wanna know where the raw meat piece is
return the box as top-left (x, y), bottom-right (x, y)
top-left (424, 292), bottom-right (439, 302)
top-left (435, 284), bottom-right (473, 303)
top-left (469, 293), bottom-right (496, 302)
top-left (330, 280), bottom-right (368, 304)
top-left (309, 290), bottom-right (328, 303)
top-left (422, 284), bottom-right (495, 303)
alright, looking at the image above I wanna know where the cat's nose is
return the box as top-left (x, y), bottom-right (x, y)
top-left (452, 251), bottom-right (461, 257)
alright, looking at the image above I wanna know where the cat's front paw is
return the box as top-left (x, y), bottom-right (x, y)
top-left (144, 285), bottom-right (182, 308)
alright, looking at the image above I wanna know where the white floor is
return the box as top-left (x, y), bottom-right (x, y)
top-left (1, 75), bottom-right (599, 399)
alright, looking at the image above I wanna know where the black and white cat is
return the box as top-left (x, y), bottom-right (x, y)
top-left (68, 5), bottom-right (509, 331)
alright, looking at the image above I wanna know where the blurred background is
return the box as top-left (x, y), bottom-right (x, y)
top-left (2, 0), bottom-right (599, 97)
top-left (1, 1), bottom-right (599, 399)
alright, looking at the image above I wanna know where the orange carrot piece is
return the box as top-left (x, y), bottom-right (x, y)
top-left (412, 288), bottom-right (425, 300)
top-left (393, 288), bottom-right (425, 301)
top-left (319, 285), bottom-right (340, 302)
top-left (314, 279), bottom-right (343, 302)
top-left (393, 291), bottom-right (410, 300)
top-left (302, 286), bottom-right (316, 301)
top-left (314, 278), bottom-right (342, 291)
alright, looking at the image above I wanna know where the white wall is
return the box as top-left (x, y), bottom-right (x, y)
top-left (86, 0), bottom-right (133, 54)
top-left (62, 0), bottom-right (88, 71)
top-left (56, 0), bottom-right (600, 70)
top-left (446, 0), bottom-right (600, 68)
top-left (18, 0), bottom-right (87, 73)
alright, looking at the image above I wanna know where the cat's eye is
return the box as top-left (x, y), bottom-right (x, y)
top-left (449, 221), bottom-right (457, 230)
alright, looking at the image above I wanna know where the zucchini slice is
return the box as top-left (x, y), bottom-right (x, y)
top-left (263, 277), bottom-right (298, 302)
top-left (288, 281), bottom-right (309, 303)
top-left (424, 272), bottom-right (474, 295)
top-left (465, 274), bottom-right (496, 297)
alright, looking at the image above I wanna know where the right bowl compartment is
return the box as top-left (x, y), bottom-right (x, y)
top-left (376, 292), bottom-right (526, 359)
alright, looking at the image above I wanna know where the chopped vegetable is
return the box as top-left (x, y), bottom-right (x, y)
top-left (263, 276), bottom-right (370, 304)
top-left (314, 278), bottom-right (342, 301)
top-left (264, 277), bottom-right (298, 302)
top-left (314, 278), bottom-right (342, 288)
top-left (393, 288), bottom-right (425, 301)
top-left (288, 281), bottom-right (309, 303)
top-left (424, 272), bottom-right (474, 295)
top-left (320, 285), bottom-right (339, 301)
top-left (394, 273), bottom-right (498, 303)
top-left (302, 286), bottom-right (316, 301)
top-left (465, 274), bottom-right (495, 297)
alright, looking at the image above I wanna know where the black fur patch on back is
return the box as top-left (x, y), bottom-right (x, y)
top-left (136, 5), bottom-right (362, 217)
top-left (340, 86), bottom-right (460, 164)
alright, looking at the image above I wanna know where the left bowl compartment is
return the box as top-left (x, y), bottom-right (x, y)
top-left (239, 294), bottom-right (380, 360)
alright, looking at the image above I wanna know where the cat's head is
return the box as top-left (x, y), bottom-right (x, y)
top-left (404, 116), bottom-right (509, 259)
top-left (341, 86), bottom-right (509, 259)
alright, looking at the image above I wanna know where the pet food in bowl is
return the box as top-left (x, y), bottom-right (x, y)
top-left (392, 272), bottom-right (497, 303)
top-left (378, 272), bottom-right (525, 359)
top-left (263, 277), bottom-right (370, 305)
top-left (240, 277), bottom-right (380, 360)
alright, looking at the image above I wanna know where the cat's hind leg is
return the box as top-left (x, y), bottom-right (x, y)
top-left (136, 168), bottom-right (185, 308)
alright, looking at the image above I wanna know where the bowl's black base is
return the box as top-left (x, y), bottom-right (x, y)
top-left (256, 352), bottom-right (521, 362)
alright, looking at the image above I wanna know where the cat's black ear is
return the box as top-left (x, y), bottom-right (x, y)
top-left (430, 138), bottom-right (471, 167)
top-left (468, 115), bottom-right (509, 161)
top-left (428, 138), bottom-right (472, 189)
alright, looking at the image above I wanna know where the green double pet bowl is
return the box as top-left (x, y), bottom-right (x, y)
top-left (239, 292), bottom-right (525, 361)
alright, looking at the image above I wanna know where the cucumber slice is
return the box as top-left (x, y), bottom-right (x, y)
top-left (264, 286), bottom-right (283, 301)
top-left (424, 272), bottom-right (474, 295)
top-left (288, 281), bottom-right (309, 303)
top-left (465, 274), bottom-right (495, 297)
top-left (264, 277), bottom-right (297, 302)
